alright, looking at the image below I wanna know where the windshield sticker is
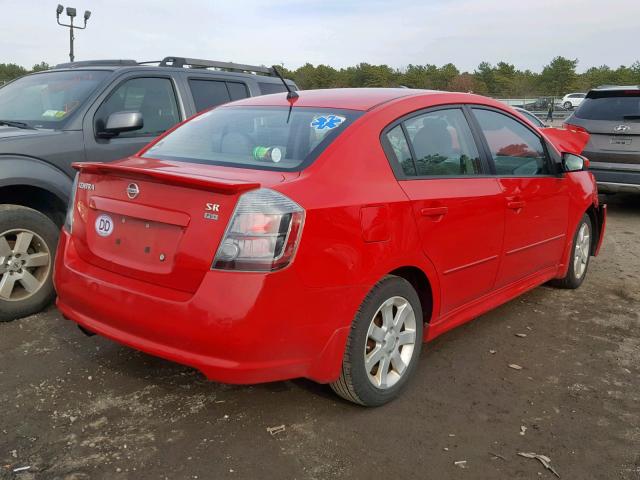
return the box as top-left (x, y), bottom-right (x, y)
top-left (310, 114), bottom-right (346, 131)
top-left (42, 110), bottom-right (66, 118)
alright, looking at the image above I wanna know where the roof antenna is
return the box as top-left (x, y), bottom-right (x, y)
top-left (271, 65), bottom-right (298, 100)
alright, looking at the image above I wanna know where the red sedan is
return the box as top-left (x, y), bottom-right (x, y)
top-left (54, 88), bottom-right (606, 406)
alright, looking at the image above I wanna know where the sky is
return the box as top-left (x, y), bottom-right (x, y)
top-left (1, 0), bottom-right (639, 73)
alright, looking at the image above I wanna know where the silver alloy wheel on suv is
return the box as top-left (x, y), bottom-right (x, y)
top-left (0, 229), bottom-right (51, 301)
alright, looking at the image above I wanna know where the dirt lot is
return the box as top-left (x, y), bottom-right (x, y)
top-left (1, 194), bottom-right (639, 480)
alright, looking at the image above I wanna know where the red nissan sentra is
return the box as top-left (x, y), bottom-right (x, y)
top-left (55, 88), bottom-right (606, 406)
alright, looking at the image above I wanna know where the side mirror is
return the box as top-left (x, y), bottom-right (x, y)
top-left (562, 152), bottom-right (590, 172)
top-left (99, 111), bottom-right (143, 137)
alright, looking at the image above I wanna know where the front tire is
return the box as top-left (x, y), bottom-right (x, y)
top-left (331, 275), bottom-right (423, 406)
top-left (551, 213), bottom-right (592, 289)
top-left (563, 101), bottom-right (572, 110)
top-left (0, 205), bottom-right (59, 322)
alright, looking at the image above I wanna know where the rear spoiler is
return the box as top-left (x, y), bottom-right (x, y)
top-left (541, 127), bottom-right (590, 155)
top-left (73, 162), bottom-right (260, 194)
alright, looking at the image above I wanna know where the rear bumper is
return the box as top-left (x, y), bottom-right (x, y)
top-left (589, 160), bottom-right (640, 193)
top-left (54, 230), bottom-right (363, 384)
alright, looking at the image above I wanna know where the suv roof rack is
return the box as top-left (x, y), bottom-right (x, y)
top-left (53, 59), bottom-right (138, 69)
top-left (157, 56), bottom-right (276, 76)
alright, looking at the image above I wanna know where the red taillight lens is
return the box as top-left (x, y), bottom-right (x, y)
top-left (563, 123), bottom-right (588, 134)
top-left (212, 189), bottom-right (305, 272)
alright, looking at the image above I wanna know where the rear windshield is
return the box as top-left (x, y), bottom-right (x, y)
top-left (575, 91), bottom-right (640, 121)
top-left (143, 106), bottom-right (361, 171)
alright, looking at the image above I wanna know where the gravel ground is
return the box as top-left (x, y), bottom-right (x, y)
top-left (1, 194), bottom-right (639, 480)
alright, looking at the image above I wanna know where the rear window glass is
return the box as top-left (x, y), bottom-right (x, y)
top-left (143, 106), bottom-right (361, 171)
top-left (575, 91), bottom-right (640, 121)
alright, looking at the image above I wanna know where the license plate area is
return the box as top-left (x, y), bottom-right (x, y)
top-left (88, 212), bottom-right (183, 274)
top-left (610, 137), bottom-right (632, 146)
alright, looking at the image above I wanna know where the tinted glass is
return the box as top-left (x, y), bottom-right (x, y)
top-left (259, 82), bottom-right (288, 95)
top-left (0, 70), bottom-right (109, 128)
top-left (575, 92), bottom-right (640, 121)
top-left (385, 125), bottom-right (415, 175)
top-left (143, 107), bottom-right (361, 171)
top-left (404, 109), bottom-right (481, 176)
top-left (96, 77), bottom-right (180, 136)
top-left (473, 109), bottom-right (549, 176)
top-left (189, 80), bottom-right (231, 112)
top-left (227, 82), bottom-right (249, 101)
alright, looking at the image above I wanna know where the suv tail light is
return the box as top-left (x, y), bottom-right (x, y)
top-left (212, 188), bottom-right (305, 272)
top-left (563, 122), bottom-right (588, 133)
top-left (64, 174), bottom-right (79, 233)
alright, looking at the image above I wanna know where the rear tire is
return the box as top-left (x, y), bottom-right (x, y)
top-left (330, 275), bottom-right (423, 406)
top-left (0, 205), bottom-right (59, 322)
top-left (551, 213), bottom-right (592, 289)
top-left (563, 101), bottom-right (572, 110)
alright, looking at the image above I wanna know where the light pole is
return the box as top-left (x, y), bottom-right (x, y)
top-left (56, 4), bottom-right (91, 63)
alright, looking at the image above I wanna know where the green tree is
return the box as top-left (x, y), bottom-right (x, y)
top-left (540, 56), bottom-right (578, 96)
top-left (31, 61), bottom-right (50, 72)
top-left (0, 63), bottom-right (28, 83)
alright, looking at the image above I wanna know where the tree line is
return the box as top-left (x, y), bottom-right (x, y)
top-left (280, 56), bottom-right (640, 98)
top-left (2, 57), bottom-right (639, 98)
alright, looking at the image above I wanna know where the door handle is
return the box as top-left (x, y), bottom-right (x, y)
top-left (421, 206), bottom-right (449, 218)
top-left (507, 200), bottom-right (526, 210)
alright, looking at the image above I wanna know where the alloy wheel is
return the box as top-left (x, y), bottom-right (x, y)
top-left (0, 229), bottom-right (51, 301)
top-left (573, 222), bottom-right (590, 279)
top-left (364, 296), bottom-right (417, 389)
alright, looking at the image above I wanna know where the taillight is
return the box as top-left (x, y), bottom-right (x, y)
top-left (563, 123), bottom-right (588, 133)
top-left (64, 174), bottom-right (79, 233)
top-left (212, 188), bottom-right (305, 272)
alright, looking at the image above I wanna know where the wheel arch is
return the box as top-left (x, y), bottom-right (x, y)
top-left (0, 156), bottom-right (72, 226)
top-left (388, 265), bottom-right (435, 325)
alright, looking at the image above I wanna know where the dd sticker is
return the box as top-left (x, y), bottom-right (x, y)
top-left (95, 213), bottom-right (114, 237)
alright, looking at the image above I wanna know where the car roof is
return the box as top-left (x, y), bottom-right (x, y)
top-left (225, 88), bottom-right (442, 111)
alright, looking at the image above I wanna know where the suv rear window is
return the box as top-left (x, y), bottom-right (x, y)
top-left (575, 90), bottom-right (640, 121)
top-left (143, 106), bottom-right (361, 171)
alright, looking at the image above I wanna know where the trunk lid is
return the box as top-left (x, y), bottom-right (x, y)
top-left (71, 158), bottom-right (290, 292)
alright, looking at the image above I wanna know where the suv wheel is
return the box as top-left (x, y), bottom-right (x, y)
top-left (0, 205), bottom-right (59, 322)
top-left (563, 101), bottom-right (572, 110)
top-left (330, 275), bottom-right (423, 406)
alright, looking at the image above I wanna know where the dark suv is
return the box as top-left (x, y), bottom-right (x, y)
top-left (565, 86), bottom-right (640, 194)
top-left (0, 56), bottom-right (296, 321)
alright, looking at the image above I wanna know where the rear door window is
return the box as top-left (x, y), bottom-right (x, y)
top-left (472, 108), bottom-right (550, 176)
top-left (189, 80), bottom-right (231, 112)
top-left (227, 82), bottom-right (249, 101)
top-left (258, 82), bottom-right (288, 95)
top-left (384, 108), bottom-right (482, 177)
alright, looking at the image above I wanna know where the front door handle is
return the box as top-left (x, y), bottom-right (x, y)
top-left (507, 200), bottom-right (526, 210)
top-left (421, 206), bottom-right (449, 219)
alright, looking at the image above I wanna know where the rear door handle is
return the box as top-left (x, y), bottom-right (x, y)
top-left (421, 206), bottom-right (449, 218)
top-left (507, 200), bottom-right (526, 210)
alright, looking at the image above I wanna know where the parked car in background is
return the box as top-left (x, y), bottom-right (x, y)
top-left (55, 88), bottom-right (606, 406)
top-left (564, 85), bottom-right (640, 193)
top-left (561, 92), bottom-right (586, 110)
top-left (514, 106), bottom-right (547, 128)
top-left (0, 56), bottom-right (297, 321)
